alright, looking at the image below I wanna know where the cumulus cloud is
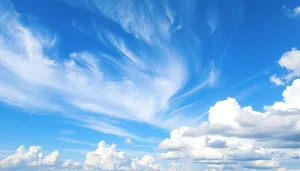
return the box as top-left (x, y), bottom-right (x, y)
top-left (83, 141), bottom-right (160, 171)
top-left (159, 78), bottom-right (300, 169)
top-left (0, 145), bottom-right (78, 170)
top-left (266, 79), bottom-right (300, 112)
top-left (208, 97), bottom-right (241, 127)
top-left (279, 48), bottom-right (300, 80)
top-left (83, 141), bottom-right (131, 170)
top-left (159, 126), bottom-right (224, 161)
top-left (270, 48), bottom-right (300, 86)
top-left (0, 141), bottom-right (165, 171)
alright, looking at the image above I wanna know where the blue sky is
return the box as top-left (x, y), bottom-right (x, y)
top-left (1, 0), bottom-right (300, 170)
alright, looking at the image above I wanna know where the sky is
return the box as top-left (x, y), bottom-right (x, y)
top-left (1, 0), bottom-right (300, 170)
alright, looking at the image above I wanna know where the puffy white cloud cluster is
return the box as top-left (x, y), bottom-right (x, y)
top-left (0, 140), bottom-right (163, 171)
top-left (159, 79), bottom-right (300, 170)
top-left (83, 141), bottom-right (160, 171)
top-left (279, 48), bottom-right (300, 80)
top-left (270, 48), bottom-right (300, 85)
top-left (0, 145), bottom-right (79, 170)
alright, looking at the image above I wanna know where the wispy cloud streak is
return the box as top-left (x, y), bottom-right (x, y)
top-left (0, 0), bottom-right (220, 138)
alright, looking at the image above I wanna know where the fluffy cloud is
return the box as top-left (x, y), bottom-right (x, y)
top-left (131, 155), bottom-right (161, 171)
top-left (208, 97), bottom-right (241, 127)
top-left (279, 48), bottom-right (300, 80)
top-left (0, 145), bottom-right (78, 170)
top-left (270, 48), bottom-right (300, 85)
top-left (30, 151), bottom-right (59, 166)
top-left (159, 126), bottom-right (224, 161)
top-left (0, 141), bottom-right (162, 171)
top-left (159, 78), bottom-right (300, 169)
top-left (267, 78), bottom-right (300, 111)
top-left (83, 141), bottom-right (131, 170)
top-left (83, 141), bottom-right (160, 171)
top-left (5, 79), bottom-right (297, 171)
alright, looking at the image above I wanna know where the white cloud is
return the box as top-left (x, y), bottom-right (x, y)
top-left (2, 77), bottom-right (300, 171)
top-left (174, 63), bottom-right (219, 100)
top-left (83, 141), bottom-right (160, 171)
top-left (271, 48), bottom-right (300, 86)
top-left (0, 145), bottom-right (78, 169)
top-left (84, 0), bottom-right (172, 44)
top-left (29, 151), bottom-right (59, 167)
top-left (270, 74), bottom-right (285, 86)
top-left (131, 155), bottom-right (161, 171)
top-left (64, 0), bottom-right (174, 44)
top-left (266, 78), bottom-right (300, 111)
top-left (159, 78), bottom-right (300, 169)
top-left (284, 6), bottom-right (300, 18)
top-left (0, 0), bottom-right (220, 140)
top-left (0, 145), bottom-right (41, 168)
top-left (77, 118), bottom-right (142, 139)
top-left (0, 141), bottom-right (163, 171)
top-left (208, 97), bottom-right (241, 127)
top-left (159, 127), bottom-right (224, 161)
top-left (293, 7), bottom-right (300, 16)
top-left (0, 2), bottom-right (194, 135)
top-left (0, 81), bottom-right (31, 107)
top-left (279, 48), bottom-right (300, 80)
